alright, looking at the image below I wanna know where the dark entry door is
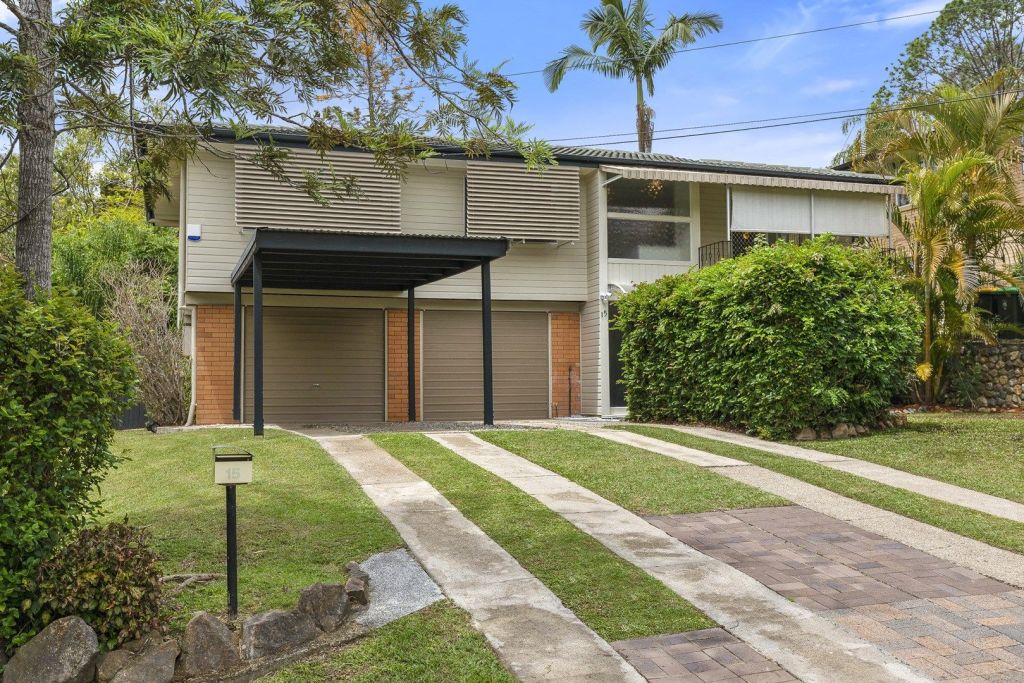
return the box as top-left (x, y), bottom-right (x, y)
top-left (608, 303), bottom-right (626, 409)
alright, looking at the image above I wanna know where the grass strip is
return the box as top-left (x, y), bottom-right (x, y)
top-left (265, 601), bottom-right (514, 683)
top-left (372, 432), bottom-right (714, 641)
top-left (785, 413), bottom-right (1024, 505)
top-left (618, 425), bottom-right (1024, 556)
top-left (477, 429), bottom-right (786, 515)
top-left (106, 429), bottom-right (402, 631)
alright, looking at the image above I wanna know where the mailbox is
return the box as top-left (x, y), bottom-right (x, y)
top-left (213, 446), bottom-right (253, 485)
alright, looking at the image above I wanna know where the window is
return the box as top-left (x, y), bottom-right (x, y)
top-left (606, 179), bottom-right (693, 261)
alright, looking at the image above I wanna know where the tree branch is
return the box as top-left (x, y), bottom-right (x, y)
top-left (0, 19), bottom-right (17, 35)
top-left (0, 0), bottom-right (26, 24)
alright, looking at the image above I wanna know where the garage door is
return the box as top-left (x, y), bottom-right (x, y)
top-left (422, 310), bottom-right (549, 420)
top-left (244, 307), bottom-right (384, 423)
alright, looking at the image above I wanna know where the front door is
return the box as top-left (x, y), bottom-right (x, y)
top-left (607, 303), bottom-right (627, 410)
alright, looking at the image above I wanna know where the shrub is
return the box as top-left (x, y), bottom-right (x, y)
top-left (33, 522), bottom-right (162, 652)
top-left (616, 238), bottom-right (920, 438)
top-left (104, 263), bottom-right (188, 426)
top-left (0, 266), bottom-right (136, 651)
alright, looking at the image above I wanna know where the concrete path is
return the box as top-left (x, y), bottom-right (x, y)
top-left (429, 432), bottom-right (928, 683)
top-left (309, 432), bottom-right (643, 682)
top-left (591, 428), bottom-right (1024, 590)
top-left (669, 425), bottom-right (1024, 524)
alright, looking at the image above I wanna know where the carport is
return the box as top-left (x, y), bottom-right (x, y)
top-left (229, 228), bottom-right (510, 435)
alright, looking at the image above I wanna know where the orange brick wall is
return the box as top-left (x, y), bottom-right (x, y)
top-left (195, 305), bottom-right (235, 425)
top-left (550, 312), bottom-right (581, 417)
top-left (386, 309), bottom-right (422, 421)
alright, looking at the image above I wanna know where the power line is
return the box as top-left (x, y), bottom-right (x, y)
top-left (503, 8), bottom-right (946, 77)
top-left (566, 87), bottom-right (1024, 147)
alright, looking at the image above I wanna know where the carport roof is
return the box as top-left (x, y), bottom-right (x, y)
top-left (230, 228), bottom-right (510, 291)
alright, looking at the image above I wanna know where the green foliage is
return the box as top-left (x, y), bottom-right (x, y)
top-left (53, 213), bottom-right (177, 317)
top-left (33, 522), bottom-right (162, 652)
top-left (0, 265), bottom-right (136, 651)
top-left (615, 238), bottom-right (920, 438)
top-left (879, 0), bottom-right (1024, 103)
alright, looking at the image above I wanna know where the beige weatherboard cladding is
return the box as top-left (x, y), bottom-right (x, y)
top-left (235, 147), bottom-right (400, 232)
top-left (466, 160), bottom-right (581, 241)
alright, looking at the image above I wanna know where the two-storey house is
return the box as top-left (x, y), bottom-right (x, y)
top-left (152, 126), bottom-right (897, 427)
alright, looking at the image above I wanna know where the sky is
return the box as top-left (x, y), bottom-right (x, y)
top-left (448, 0), bottom-right (952, 168)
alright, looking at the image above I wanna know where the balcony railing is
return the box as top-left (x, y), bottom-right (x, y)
top-left (698, 240), bottom-right (732, 268)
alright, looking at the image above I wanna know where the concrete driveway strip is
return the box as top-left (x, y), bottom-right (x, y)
top-left (595, 428), bottom-right (1024, 590)
top-left (429, 432), bottom-right (929, 683)
top-left (309, 433), bottom-right (643, 683)
top-left (669, 424), bottom-right (1024, 524)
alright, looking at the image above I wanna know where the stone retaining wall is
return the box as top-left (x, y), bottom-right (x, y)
top-left (972, 340), bottom-right (1024, 408)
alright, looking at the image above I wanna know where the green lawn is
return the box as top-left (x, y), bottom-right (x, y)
top-left (372, 432), bottom-right (714, 641)
top-left (264, 601), bottom-right (514, 683)
top-left (106, 428), bottom-right (402, 631)
top-left (477, 429), bottom-right (786, 515)
top-left (618, 425), bottom-right (1024, 555)
top-left (785, 413), bottom-right (1024, 504)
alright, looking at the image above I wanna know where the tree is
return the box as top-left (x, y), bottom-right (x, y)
top-left (878, 0), bottom-right (1024, 104)
top-left (0, 0), bottom-right (551, 300)
top-left (893, 154), bottom-right (1020, 403)
top-left (543, 0), bottom-right (722, 153)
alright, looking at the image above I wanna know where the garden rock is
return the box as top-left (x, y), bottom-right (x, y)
top-left (95, 649), bottom-right (132, 682)
top-left (180, 612), bottom-right (239, 676)
top-left (345, 575), bottom-right (369, 606)
top-left (240, 610), bottom-right (319, 659)
top-left (297, 583), bottom-right (349, 632)
top-left (2, 616), bottom-right (98, 683)
top-left (831, 423), bottom-right (853, 439)
top-left (111, 639), bottom-right (178, 683)
top-left (794, 427), bottom-right (816, 441)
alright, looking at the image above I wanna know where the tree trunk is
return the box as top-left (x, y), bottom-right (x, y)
top-left (14, 0), bottom-right (57, 300)
top-left (635, 79), bottom-right (653, 153)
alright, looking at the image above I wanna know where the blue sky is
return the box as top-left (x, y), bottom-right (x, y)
top-left (453, 0), bottom-right (950, 168)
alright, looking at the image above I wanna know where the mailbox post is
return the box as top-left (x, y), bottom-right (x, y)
top-left (213, 446), bottom-right (253, 618)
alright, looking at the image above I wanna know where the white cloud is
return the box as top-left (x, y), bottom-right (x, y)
top-left (857, 0), bottom-right (951, 30)
top-left (745, 3), bottom-right (822, 70)
top-left (800, 78), bottom-right (862, 95)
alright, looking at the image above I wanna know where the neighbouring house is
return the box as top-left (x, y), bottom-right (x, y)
top-left (151, 127), bottom-right (898, 427)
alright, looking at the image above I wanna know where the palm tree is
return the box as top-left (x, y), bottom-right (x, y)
top-left (894, 153), bottom-right (1021, 403)
top-left (543, 0), bottom-right (722, 153)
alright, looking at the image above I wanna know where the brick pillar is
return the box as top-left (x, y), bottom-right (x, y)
top-left (195, 305), bottom-right (235, 425)
top-left (550, 312), bottom-right (581, 417)
top-left (387, 309), bottom-right (422, 421)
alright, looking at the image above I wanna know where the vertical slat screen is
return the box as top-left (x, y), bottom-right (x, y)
top-left (466, 161), bottom-right (580, 240)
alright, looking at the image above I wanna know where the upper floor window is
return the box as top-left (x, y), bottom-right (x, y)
top-left (606, 179), bottom-right (692, 261)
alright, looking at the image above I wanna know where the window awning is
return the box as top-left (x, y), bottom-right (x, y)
top-left (600, 164), bottom-right (900, 195)
top-left (230, 228), bottom-right (510, 291)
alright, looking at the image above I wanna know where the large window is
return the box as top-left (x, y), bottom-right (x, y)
top-left (606, 179), bottom-right (693, 261)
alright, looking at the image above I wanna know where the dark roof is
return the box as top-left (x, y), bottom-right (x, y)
top-left (230, 228), bottom-right (508, 291)
top-left (203, 124), bottom-right (893, 187)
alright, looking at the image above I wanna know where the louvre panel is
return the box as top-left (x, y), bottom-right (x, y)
top-left (235, 148), bottom-right (400, 232)
top-left (466, 161), bottom-right (580, 240)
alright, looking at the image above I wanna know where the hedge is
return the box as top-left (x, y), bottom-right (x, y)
top-left (615, 238), bottom-right (919, 438)
top-left (0, 266), bottom-right (136, 651)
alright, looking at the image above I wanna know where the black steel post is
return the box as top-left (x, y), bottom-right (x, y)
top-left (253, 251), bottom-right (264, 436)
top-left (232, 283), bottom-right (242, 422)
top-left (226, 484), bottom-right (238, 618)
top-left (481, 260), bottom-right (494, 425)
top-left (407, 287), bottom-right (416, 422)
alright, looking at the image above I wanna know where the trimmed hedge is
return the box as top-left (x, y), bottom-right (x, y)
top-left (615, 238), bottom-right (919, 438)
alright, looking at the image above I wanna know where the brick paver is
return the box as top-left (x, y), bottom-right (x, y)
top-left (613, 628), bottom-right (798, 682)
top-left (651, 505), bottom-right (1024, 681)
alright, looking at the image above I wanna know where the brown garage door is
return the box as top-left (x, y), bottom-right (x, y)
top-left (422, 310), bottom-right (549, 420)
top-left (244, 307), bottom-right (384, 423)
